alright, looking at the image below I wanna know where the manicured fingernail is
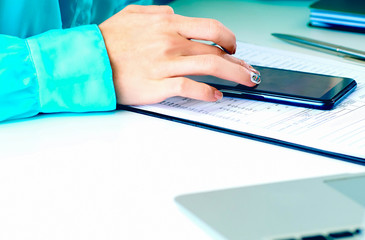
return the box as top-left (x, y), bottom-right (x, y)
top-left (215, 90), bottom-right (223, 101)
top-left (250, 71), bottom-right (261, 84)
top-left (248, 64), bottom-right (260, 75)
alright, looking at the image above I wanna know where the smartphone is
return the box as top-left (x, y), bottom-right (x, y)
top-left (189, 66), bottom-right (357, 110)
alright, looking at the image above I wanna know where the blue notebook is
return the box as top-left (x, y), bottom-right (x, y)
top-left (309, 0), bottom-right (365, 33)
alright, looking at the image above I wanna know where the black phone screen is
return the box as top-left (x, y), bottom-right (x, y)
top-left (189, 66), bottom-right (356, 100)
top-left (249, 66), bottom-right (346, 99)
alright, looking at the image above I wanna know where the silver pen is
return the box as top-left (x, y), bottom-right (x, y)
top-left (272, 33), bottom-right (365, 61)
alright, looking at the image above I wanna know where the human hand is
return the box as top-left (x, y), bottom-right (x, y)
top-left (99, 5), bottom-right (260, 105)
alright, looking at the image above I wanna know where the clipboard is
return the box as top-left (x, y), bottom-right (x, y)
top-left (118, 104), bottom-right (365, 166)
top-left (116, 41), bottom-right (365, 165)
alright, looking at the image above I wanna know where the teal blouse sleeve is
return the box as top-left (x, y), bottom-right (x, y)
top-left (0, 25), bottom-right (116, 122)
top-left (0, 0), bottom-right (154, 122)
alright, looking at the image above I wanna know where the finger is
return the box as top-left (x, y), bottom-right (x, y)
top-left (181, 40), bottom-right (226, 56)
top-left (162, 77), bottom-right (223, 102)
top-left (166, 54), bottom-right (257, 87)
top-left (181, 41), bottom-right (261, 75)
top-left (123, 5), bottom-right (174, 14)
top-left (173, 15), bottom-right (236, 54)
top-left (221, 54), bottom-right (261, 75)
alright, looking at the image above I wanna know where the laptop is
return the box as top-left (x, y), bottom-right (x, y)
top-left (175, 172), bottom-right (365, 240)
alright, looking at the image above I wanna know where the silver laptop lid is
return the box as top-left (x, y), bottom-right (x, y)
top-left (175, 173), bottom-right (365, 240)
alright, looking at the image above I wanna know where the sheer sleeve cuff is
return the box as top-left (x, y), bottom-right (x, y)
top-left (26, 24), bottom-right (116, 113)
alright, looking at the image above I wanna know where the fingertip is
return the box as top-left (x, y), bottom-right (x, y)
top-left (214, 89), bottom-right (223, 101)
top-left (232, 43), bottom-right (237, 54)
top-left (200, 85), bottom-right (223, 102)
top-left (239, 65), bottom-right (261, 87)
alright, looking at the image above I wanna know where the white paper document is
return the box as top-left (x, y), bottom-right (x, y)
top-left (133, 42), bottom-right (365, 161)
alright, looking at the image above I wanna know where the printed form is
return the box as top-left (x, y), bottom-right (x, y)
top-left (134, 42), bottom-right (365, 160)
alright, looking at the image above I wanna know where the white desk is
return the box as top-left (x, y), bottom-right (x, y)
top-left (1, 1), bottom-right (364, 239)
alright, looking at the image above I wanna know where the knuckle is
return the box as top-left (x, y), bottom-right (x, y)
top-left (152, 14), bottom-right (174, 30)
top-left (156, 13), bottom-right (173, 23)
top-left (208, 19), bottom-right (223, 39)
top-left (172, 77), bottom-right (188, 95)
top-left (201, 55), bottom-right (220, 73)
top-left (161, 5), bottom-right (174, 14)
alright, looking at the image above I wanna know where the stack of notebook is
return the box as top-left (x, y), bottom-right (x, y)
top-left (309, 0), bottom-right (365, 33)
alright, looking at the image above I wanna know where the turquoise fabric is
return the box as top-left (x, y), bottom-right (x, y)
top-left (0, 0), bottom-right (152, 122)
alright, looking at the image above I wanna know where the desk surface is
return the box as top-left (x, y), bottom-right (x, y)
top-left (1, 1), bottom-right (365, 240)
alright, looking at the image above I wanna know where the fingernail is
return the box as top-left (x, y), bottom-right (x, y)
top-left (248, 64), bottom-right (260, 75)
top-left (250, 71), bottom-right (261, 84)
top-left (215, 90), bottom-right (223, 101)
